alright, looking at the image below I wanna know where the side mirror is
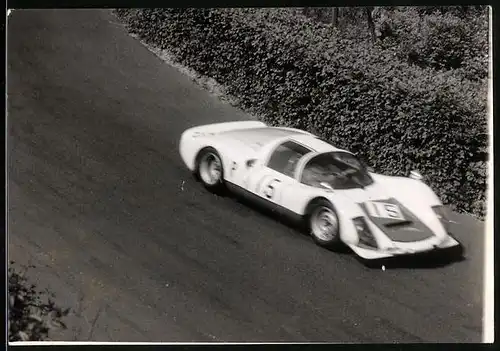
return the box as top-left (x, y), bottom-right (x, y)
top-left (246, 159), bottom-right (256, 168)
top-left (409, 170), bottom-right (423, 181)
top-left (319, 182), bottom-right (334, 191)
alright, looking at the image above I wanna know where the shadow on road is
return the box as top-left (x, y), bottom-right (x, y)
top-left (358, 246), bottom-right (466, 270)
top-left (213, 181), bottom-right (467, 271)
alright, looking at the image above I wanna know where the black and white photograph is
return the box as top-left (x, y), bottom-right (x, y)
top-left (7, 5), bottom-right (493, 344)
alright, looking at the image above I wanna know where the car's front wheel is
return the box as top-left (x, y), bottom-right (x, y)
top-left (195, 147), bottom-right (225, 193)
top-left (307, 199), bottom-right (342, 249)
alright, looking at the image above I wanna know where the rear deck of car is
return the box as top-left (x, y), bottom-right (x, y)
top-left (218, 127), bottom-right (304, 147)
top-left (289, 134), bottom-right (343, 153)
top-left (218, 126), bottom-right (344, 153)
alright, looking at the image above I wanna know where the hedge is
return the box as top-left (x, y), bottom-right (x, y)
top-left (375, 7), bottom-right (489, 81)
top-left (114, 8), bottom-right (488, 219)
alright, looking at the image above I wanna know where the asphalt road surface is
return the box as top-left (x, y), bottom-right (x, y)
top-left (7, 9), bottom-right (485, 342)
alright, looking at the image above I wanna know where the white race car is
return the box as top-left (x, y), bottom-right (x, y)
top-left (179, 120), bottom-right (463, 264)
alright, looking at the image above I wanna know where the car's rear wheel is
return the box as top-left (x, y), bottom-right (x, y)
top-left (196, 147), bottom-right (225, 193)
top-left (307, 199), bottom-right (342, 249)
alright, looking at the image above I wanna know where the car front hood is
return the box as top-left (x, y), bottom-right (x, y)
top-left (340, 183), bottom-right (435, 243)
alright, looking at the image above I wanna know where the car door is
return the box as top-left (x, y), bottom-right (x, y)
top-left (245, 140), bottom-right (312, 208)
top-left (250, 168), bottom-right (290, 205)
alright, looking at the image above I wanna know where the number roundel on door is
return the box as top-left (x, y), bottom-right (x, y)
top-left (262, 178), bottom-right (281, 199)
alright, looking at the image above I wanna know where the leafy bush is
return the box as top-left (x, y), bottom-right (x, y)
top-left (8, 262), bottom-right (69, 342)
top-left (115, 8), bottom-right (488, 219)
top-left (375, 7), bottom-right (489, 81)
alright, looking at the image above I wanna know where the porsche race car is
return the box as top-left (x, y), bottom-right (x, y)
top-left (179, 120), bottom-right (463, 263)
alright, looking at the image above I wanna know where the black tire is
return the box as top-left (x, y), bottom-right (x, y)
top-left (306, 199), bottom-right (343, 250)
top-left (195, 147), bottom-right (225, 194)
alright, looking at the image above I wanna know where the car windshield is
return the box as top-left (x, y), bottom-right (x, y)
top-left (300, 152), bottom-right (374, 190)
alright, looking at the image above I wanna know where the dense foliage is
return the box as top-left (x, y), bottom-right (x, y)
top-left (8, 263), bottom-right (69, 341)
top-left (375, 7), bottom-right (489, 81)
top-left (115, 7), bottom-right (488, 218)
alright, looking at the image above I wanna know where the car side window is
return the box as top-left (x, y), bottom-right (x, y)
top-left (267, 141), bottom-right (311, 177)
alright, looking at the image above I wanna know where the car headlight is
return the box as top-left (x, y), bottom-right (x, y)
top-left (353, 217), bottom-right (378, 248)
top-left (432, 205), bottom-right (450, 232)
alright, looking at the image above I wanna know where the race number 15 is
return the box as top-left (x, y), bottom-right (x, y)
top-left (366, 201), bottom-right (405, 220)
